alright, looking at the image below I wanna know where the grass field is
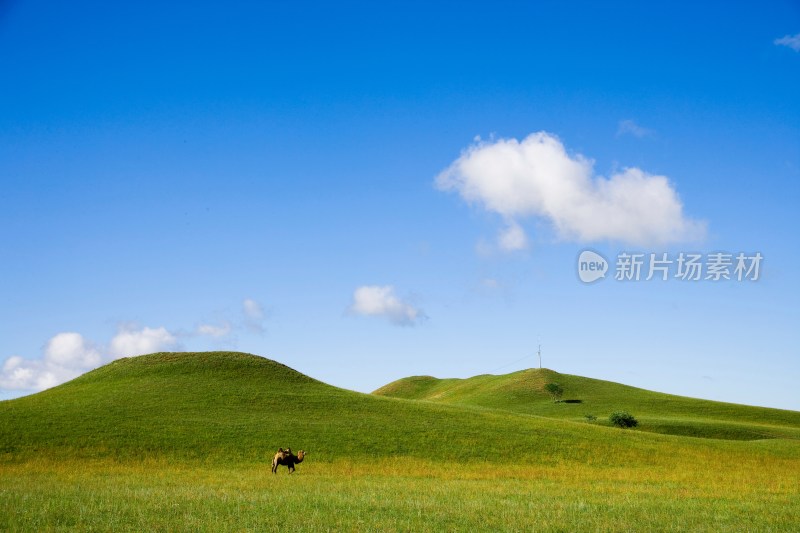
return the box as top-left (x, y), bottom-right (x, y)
top-left (1, 351), bottom-right (799, 531)
top-left (2, 456), bottom-right (798, 532)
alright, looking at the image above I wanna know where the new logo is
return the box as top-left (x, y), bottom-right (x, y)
top-left (578, 250), bottom-right (608, 283)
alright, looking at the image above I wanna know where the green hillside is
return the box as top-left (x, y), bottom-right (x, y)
top-left (3, 353), bottom-right (798, 468)
top-left (0, 351), bottom-right (689, 465)
top-left (373, 368), bottom-right (800, 441)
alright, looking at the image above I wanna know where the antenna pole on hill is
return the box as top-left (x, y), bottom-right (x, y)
top-left (537, 343), bottom-right (542, 369)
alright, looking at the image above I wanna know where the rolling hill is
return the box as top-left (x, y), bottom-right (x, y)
top-left (373, 368), bottom-right (800, 440)
top-left (1, 351), bottom-right (798, 468)
top-left (0, 351), bottom-right (667, 465)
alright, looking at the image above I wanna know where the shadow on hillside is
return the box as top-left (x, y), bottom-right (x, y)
top-left (561, 399), bottom-right (583, 404)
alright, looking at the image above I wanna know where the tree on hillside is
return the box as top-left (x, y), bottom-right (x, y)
top-left (609, 411), bottom-right (638, 428)
top-left (544, 382), bottom-right (564, 403)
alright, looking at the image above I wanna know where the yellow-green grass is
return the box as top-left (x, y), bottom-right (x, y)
top-left (1, 352), bottom-right (799, 530)
top-left (373, 368), bottom-right (800, 440)
top-left (1, 453), bottom-right (798, 531)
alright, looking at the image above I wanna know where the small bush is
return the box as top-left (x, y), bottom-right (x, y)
top-left (544, 382), bottom-right (564, 402)
top-left (609, 411), bottom-right (638, 429)
top-left (584, 414), bottom-right (597, 422)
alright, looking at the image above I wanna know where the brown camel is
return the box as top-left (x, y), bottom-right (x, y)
top-left (271, 448), bottom-right (306, 474)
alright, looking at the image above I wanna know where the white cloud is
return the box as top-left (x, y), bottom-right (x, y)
top-left (1, 355), bottom-right (58, 391)
top-left (1, 325), bottom-right (177, 392)
top-left (497, 221), bottom-right (529, 251)
top-left (192, 298), bottom-right (268, 338)
top-left (0, 332), bottom-right (102, 392)
top-left (1, 298), bottom-right (271, 394)
top-left (349, 285), bottom-right (424, 327)
top-left (436, 132), bottom-right (705, 247)
top-left (617, 119), bottom-right (654, 138)
top-left (243, 298), bottom-right (264, 320)
top-left (45, 332), bottom-right (102, 368)
top-left (196, 322), bottom-right (232, 338)
top-left (242, 298), bottom-right (266, 333)
top-left (108, 325), bottom-right (177, 358)
top-left (774, 33), bottom-right (800, 51)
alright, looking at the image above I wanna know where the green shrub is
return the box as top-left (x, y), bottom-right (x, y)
top-left (609, 411), bottom-right (638, 428)
top-left (585, 414), bottom-right (597, 422)
top-left (544, 382), bottom-right (564, 402)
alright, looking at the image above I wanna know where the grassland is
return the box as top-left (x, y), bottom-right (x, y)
top-left (1, 351), bottom-right (799, 531)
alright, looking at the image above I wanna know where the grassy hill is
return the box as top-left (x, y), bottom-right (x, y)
top-left (0, 351), bottom-right (682, 465)
top-left (373, 368), bottom-right (800, 441)
top-left (3, 353), bottom-right (798, 466)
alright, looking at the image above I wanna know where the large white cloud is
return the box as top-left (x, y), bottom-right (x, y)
top-left (436, 132), bottom-right (705, 247)
top-left (349, 285), bottom-right (424, 327)
top-left (108, 325), bottom-right (178, 358)
top-left (0, 332), bottom-right (101, 391)
top-left (45, 332), bottom-right (102, 368)
top-left (1, 356), bottom-right (57, 391)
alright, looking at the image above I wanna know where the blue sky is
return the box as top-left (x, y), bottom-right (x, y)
top-left (1, 1), bottom-right (799, 409)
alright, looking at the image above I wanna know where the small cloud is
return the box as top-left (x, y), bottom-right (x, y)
top-left (243, 298), bottom-right (264, 320)
top-left (472, 225), bottom-right (528, 256)
top-left (108, 325), bottom-right (178, 358)
top-left (482, 278), bottom-right (500, 289)
top-left (349, 285), bottom-right (425, 327)
top-left (474, 238), bottom-right (495, 257)
top-left (616, 119), bottom-right (654, 138)
top-left (774, 33), bottom-right (800, 51)
top-left (196, 322), bottom-right (233, 338)
top-left (242, 298), bottom-right (266, 333)
top-left (192, 298), bottom-right (268, 338)
top-left (497, 221), bottom-right (529, 251)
